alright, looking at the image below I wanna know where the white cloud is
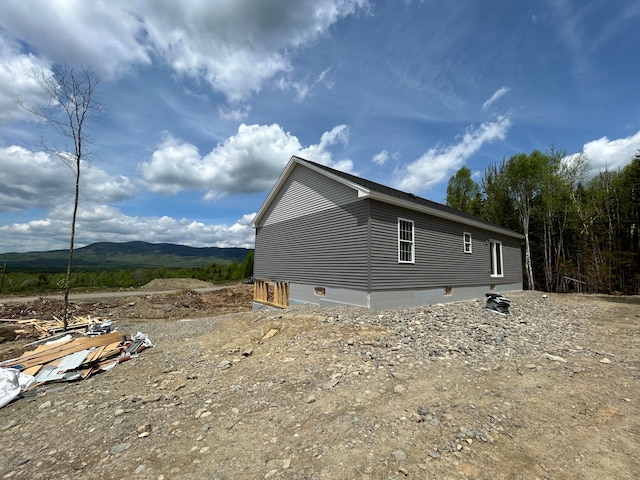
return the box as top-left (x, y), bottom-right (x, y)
top-left (372, 150), bottom-right (389, 166)
top-left (0, 209), bottom-right (257, 253)
top-left (581, 131), bottom-right (640, 175)
top-left (139, 123), bottom-right (353, 199)
top-left (0, 0), bottom-right (369, 104)
top-left (278, 67), bottom-right (334, 102)
top-left (394, 115), bottom-right (511, 193)
top-left (0, 2), bottom-right (150, 79)
top-left (482, 87), bottom-right (510, 110)
top-left (0, 36), bottom-right (52, 123)
top-left (218, 104), bottom-right (252, 122)
top-left (0, 145), bottom-right (135, 212)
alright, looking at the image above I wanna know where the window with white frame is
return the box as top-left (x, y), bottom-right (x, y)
top-left (489, 240), bottom-right (503, 277)
top-left (398, 218), bottom-right (414, 263)
top-left (463, 232), bottom-right (472, 253)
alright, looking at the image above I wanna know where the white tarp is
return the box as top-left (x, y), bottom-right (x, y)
top-left (0, 368), bottom-right (35, 408)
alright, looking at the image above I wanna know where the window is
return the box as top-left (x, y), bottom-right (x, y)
top-left (489, 240), bottom-right (503, 277)
top-left (463, 232), bottom-right (472, 253)
top-left (398, 218), bottom-right (414, 263)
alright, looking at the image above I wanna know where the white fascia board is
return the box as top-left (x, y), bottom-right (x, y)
top-left (251, 157), bottom-right (299, 228)
top-left (252, 157), bottom-right (370, 228)
top-left (300, 160), bottom-right (371, 197)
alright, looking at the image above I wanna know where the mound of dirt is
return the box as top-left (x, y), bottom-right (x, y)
top-left (141, 278), bottom-right (216, 291)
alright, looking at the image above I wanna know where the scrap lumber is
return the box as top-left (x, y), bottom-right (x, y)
top-left (263, 328), bottom-right (279, 340)
top-left (253, 280), bottom-right (289, 308)
top-left (2, 316), bottom-right (103, 340)
top-left (1, 319), bottom-right (152, 390)
top-left (1, 332), bottom-right (126, 369)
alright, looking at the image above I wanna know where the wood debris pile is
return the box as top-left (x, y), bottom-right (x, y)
top-left (0, 329), bottom-right (152, 387)
top-left (0, 315), bottom-right (104, 340)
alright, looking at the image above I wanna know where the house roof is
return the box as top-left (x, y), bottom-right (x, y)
top-left (252, 156), bottom-right (524, 239)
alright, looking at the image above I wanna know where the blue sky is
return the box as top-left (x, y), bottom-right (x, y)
top-left (0, 0), bottom-right (639, 253)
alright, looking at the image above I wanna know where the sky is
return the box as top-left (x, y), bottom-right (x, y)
top-left (0, 0), bottom-right (639, 253)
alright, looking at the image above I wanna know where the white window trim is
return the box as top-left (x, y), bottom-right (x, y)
top-left (489, 239), bottom-right (504, 278)
top-left (398, 218), bottom-right (415, 264)
top-left (463, 232), bottom-right (472, 254)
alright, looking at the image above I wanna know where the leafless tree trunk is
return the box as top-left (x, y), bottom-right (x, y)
top-left (21, 65), bottom-right (103, 329)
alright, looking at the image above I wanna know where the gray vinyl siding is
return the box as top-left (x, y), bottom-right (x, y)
top-left (259, 164), bottom-right (359, 227)
top-left (254, 200), bottom-right (370, 290)
top-left (369, 201), bottom-right (521, 290)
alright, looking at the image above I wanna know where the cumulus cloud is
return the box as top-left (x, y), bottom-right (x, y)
top-left (0, 145), bottom-right (135, 212)
top-left (139, 123), bottom-right (353, 199)
top-left (0, 0), bottom-right (369, 104)
top-left (0, 2), bottom-right (149, 79)
top-left (0, 36), bottom-right (51, 122)
top-left (581, 130), bottom-right (640, 175)
top-left (0, 208), bottom-right (257, 253)
top-left (394, 115), bottom-right (512, 194)
top-left (482, 87), bottom-right (510, 110)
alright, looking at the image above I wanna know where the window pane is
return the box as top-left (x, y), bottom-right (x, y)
top-left (489, 240), bottom-right (503, 276)
top-left (490, 242), bottom-right (495, 273)
top-left (398, 219), bottom-right (414, 262)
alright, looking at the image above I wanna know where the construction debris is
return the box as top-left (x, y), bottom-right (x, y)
top-left (0, 315), bottom-right (105, 340)
top-left (0, 324), bottom-right (153, 408)
top-left (485, 293), bottom-right (511, 315)
top-left (0, 368), bottom-right (35, 408)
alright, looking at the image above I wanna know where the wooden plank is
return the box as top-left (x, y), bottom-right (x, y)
top-left (97, 342), bottom-right (123, 360)
top-left (81, 342), bottom-right (122, 365)
top-left (263, 328), bottom-right (279, 340)
top-left (22, 365), bottom-right (42, 376)
top-left (3, 332), bottom-right (127, 369)
top-left (78, 367), bottom-right (94, 379)
top-left (83, 346), bottom-right (105, 364)
top-left (27, 337), bottom-right (74, 355)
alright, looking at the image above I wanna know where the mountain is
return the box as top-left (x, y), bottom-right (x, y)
top-left (0, 241), bottom-right (253, 271)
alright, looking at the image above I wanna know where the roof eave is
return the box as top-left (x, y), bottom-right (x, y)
top-left (252, 156), bottom-right (370, 228)
top-left (253, 156), bottom-right (523, 240)
top-left (251, 157), bottom-right (299, 228)
top-left (365, 191), bottom-right (524, 239)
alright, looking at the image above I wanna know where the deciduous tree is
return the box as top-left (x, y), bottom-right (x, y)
top-left (22, 65), bottom-right (104, 328)
top-left (446, 166), bottom-right (482, 215)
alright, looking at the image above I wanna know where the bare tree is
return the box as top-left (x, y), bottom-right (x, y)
top-left (21, 65), bottom-right (104, 328)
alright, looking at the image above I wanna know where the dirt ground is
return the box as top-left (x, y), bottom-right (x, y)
top-left (0, 281), bottom-right (638, 479)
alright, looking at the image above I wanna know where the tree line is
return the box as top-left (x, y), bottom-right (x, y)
top-left (0, 252), bottom-right (254, 295)
top-left (447, 149), bottom-right (640, 294)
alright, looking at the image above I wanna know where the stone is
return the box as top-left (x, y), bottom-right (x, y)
top-left (141, 394), bottom-right (162, 404)
top-left (111, 443), bottom-right (132, 455)
top-left (392, 450), bottom-right (408, 461)
top-left (393, 385), bottom-right (407, 394)
top-left (217, 360), bottom-right (232, 370)
top-left (545, 353), bottom-right (567, 363)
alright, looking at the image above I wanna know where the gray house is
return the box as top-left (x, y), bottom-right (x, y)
top-left (251, 156), bottom-right (524, 310)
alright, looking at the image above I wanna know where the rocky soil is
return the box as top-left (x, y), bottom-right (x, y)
top-left (0, 284), bottom-right (639, 480)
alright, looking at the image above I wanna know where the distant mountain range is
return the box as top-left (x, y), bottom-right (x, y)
top-left (0, 241), bottom-right (253, 271)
